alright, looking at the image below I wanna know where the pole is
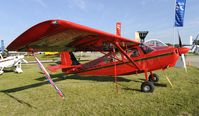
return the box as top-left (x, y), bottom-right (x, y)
top-left (173, 0), bottom-right (176, 46)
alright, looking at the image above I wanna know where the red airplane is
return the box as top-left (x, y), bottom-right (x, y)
top-left (7, 19), bottom-right (189, 94)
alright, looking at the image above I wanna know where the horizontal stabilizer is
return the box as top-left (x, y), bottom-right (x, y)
top-left (48, 65), bottom-right (74, 72)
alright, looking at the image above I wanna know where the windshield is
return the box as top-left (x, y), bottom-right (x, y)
top-left (145, 39), bottom-right (167, 47)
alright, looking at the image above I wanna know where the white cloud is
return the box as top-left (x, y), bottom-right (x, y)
top-left (75, 0), bottom-right (86, 10)
top-left (66, 0), bottom-right (87, 11)
top-left (35, 0), bottom-right (47, 8)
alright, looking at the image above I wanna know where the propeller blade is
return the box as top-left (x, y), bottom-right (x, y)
top-left (22, 59), bottom-right (28, 63)
top-left (178, 31), bottom-right (182, 47)
top-left (181, 54), bottom-right (187, 72)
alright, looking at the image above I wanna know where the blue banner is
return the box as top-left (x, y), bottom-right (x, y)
top-left (175, 0), bottom-right (186, 27)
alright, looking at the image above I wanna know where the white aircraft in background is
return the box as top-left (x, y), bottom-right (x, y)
top-left (190, 35), bottom-right (199, 54)
top-left (0, 54), bottom-right (28, 74)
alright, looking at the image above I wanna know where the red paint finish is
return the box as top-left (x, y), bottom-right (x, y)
top-left (7, 19), bottom-right (189, 77)
top-left (62, 46), bottom-right (185, 76)
top-left (7, 20), bottom-right (139, 52)
top-left (116, 22), bottom-right (121, 36)
top-left (7, 19), bottom-right (191, 94)
top-left (61, 52), bottom-right (72, 66)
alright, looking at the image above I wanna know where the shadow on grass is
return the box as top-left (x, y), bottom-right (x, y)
top-left (4, 70), bottom-right (13, 73)
top-left (3, 69), bottom-right (15, 73)
top-left (0, 78), bottom-right (63, 93)
top-left (3, 92), bottom-right (37, 109)
top-left (0, 74), bottom-right (131, 94)
top-left (154, 83), bottom-right (167, 87)
top-left (0, 72), bottom-right (167, 94)
top-left (36, 73), bottom-right (131, 82)
top-left (139, 79), bottom-right (167, 87)
top-left (116, 83), bottom-right (140, 92)
top-left (117, 83), bottom-right (167, 92)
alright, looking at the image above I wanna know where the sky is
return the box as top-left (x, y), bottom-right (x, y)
top-left (0, 0), bottom-right (198, 47)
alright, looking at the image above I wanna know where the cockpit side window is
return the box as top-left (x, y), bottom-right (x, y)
top-left (128, 48), bottom-right (139, 57)
top-left (140, 44), bottom-right (153, 54)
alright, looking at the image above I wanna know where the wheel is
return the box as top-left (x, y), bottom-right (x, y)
top-left (141, 81), bottom-right (155, 92)
top-left (149, 73), bottom-right (159, 82)
top-left (0, 70), bottom-right (4, 75)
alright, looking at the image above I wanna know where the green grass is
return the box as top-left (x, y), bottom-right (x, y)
top-left (0, 64), bottom-right (199, 116)
top-left (24, 54), bottom-right (59, 61)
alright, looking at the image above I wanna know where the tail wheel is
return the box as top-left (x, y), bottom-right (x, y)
top-left (149, 73), bottom-right (159, 82)
top-left (141, 81), bottom-right (155, 92)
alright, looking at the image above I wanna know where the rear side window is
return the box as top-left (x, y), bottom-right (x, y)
top-left (128, 48), bottom-right (139, 57)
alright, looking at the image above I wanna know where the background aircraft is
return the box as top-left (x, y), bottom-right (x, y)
top-left (0, 54), bottom-right (28, 74)
top-left (0, 39), bottom-right (28, 74)
top-left (190, 34), bottom-right (199, 54)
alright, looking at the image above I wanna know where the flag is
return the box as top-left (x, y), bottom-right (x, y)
top-left (175, 0), bottom-right (186, 27)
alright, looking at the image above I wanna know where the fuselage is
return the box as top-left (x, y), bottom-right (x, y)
top-left (63, 45), bottom-right (188, 76)
top-left (0, 55), bottom-right (25, 68)
top-left (0, 56), bottom-right (15, 67)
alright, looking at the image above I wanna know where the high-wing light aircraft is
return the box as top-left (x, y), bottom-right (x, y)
top-left (0, 54), bottom-right (28, 74)
top-left (7, 20), bottom-right (189, 98)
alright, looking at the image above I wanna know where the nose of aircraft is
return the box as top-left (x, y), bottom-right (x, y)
top-left (178, 47), bottom-right (190, 55)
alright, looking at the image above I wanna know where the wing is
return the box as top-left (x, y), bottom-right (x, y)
top-left (7, 20), bottom-right (140, 52)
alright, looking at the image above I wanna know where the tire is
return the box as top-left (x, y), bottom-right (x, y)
top-left (149, 73), bottom-right (159, 82)
top-left (141, 81), bottom-right (155, 92)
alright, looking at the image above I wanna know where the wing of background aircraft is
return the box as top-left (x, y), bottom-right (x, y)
top-left (7, 20), bottom-right (140, 52)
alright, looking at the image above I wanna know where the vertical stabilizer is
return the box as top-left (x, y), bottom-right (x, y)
top-left (61, 52), bottom-right (80, 66)
top-left (116, 22), bottom-right (121, 36)
top-left (61, 52), bottom-right (72, 66)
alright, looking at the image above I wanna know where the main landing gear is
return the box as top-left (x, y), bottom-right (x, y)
top-left (141, 73), bottom-right (159, 92)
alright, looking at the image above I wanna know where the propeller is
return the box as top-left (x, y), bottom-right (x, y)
top-left (22, 58), bottom-right (28, 64)
top-left (18, 55), bottom-right (28, 64)
top-left (190, 34), bottom-right (199, 52)
top-left (177, 31), bottom-right (188, 72)
top-left (13, 55), bottom-right (28, 66)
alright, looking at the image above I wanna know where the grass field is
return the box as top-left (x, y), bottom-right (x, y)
top-left (0, 62), bottom-right (199, 116)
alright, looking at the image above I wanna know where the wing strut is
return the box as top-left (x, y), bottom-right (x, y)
top-left (33, 54), bottom-right (64, 99)
top-left (112, 46), bottom-right (119, 94)
top-left (114, 42), bottom-right (141, 71)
